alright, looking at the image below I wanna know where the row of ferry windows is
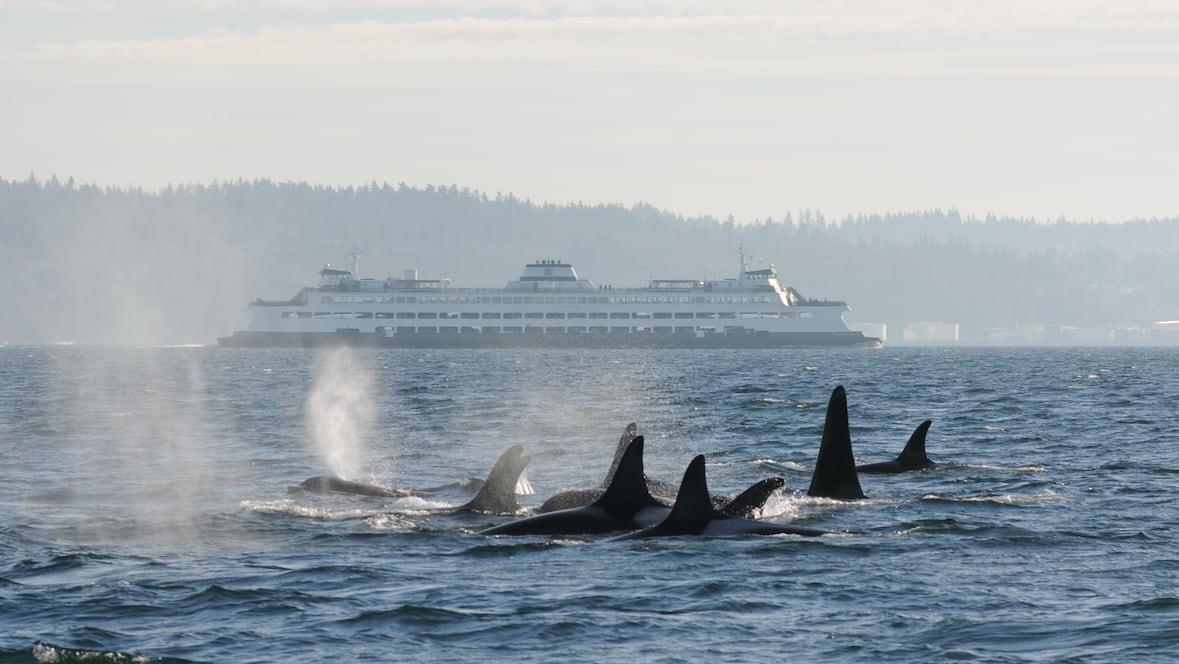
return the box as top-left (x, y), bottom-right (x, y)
top-left (282, 311), bottom-right (811, 320)
top-left (318, 294), bottom-right (777, 305)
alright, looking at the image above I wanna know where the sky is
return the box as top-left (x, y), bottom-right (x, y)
top-left (1, 0), bottom-right (1177, 222)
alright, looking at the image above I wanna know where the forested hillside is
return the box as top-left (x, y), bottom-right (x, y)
top-left (2, 177), bottom-right (1177, 344)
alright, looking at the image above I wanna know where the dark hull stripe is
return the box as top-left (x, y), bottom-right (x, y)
top-left (217, 330), bottom-right (878, 349)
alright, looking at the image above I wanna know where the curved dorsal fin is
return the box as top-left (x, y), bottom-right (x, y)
top-left (807, 386), bottom-right (866, 500)
top-left (602, 423), bottom-right (639, 487)
top-left (666, 455), bottom-right (720, 523)
top-left (460, 445), bottom-right (532, 514)
top-left (897, 420), bottom-right (933, 467)
top-left (593, 436), bottom-right (656, 517)
top-left (719, 477), bottom-right (785, 519)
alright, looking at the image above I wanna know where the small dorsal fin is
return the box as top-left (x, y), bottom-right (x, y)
top-left (807, 386), bottom-right (866, 500)
top-left (459, 445), bottom-right (532, 514)
top-left (666, 455), bottom-right (720, 522)
top-left (602, 423), bottom-right (639, 487)
top-left (719, 477), bottom-right (785, 519)
top-left (593, 436), bottom-right (656, 517)
top-left (897, 420), bottom-right (933, 467)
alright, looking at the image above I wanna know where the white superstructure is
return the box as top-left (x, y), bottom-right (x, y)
top-left (222, 250), bottom-right (873, 347)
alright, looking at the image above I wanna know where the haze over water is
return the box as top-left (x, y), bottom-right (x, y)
top-left (2, 346), bottom-right (1177, 662)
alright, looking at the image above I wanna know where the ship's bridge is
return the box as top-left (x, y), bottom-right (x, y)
top-left (505, 259), bottom-right (597, 292)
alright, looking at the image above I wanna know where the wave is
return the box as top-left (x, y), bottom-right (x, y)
top-left (921, 490), bottom-right (1063, 507)
top-left (4, 641), bottom-right (195, 664)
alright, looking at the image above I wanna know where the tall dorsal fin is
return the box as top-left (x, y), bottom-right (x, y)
top-left (593, 436), bottom-right (656, 517)
top-left (807, 386), bottom-right (866, 500)
top-left (666, 455), bottom-right (721, 523)
top-left (459, 445), bottom-right (532, 514)
top-left (897, 420), bottom-right (933, 467)
top-left (602, 423), bottom-right (639, 487)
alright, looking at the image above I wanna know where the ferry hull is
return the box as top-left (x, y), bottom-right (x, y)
top-left (217, 330), bottom-right (878, 349)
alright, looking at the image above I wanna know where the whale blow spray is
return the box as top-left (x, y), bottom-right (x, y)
top-left (307, 347), bottom-right (374, 481)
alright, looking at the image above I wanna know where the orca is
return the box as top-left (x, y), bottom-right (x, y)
top-left (293, 445), bottom-right (532, 515)
top-left (610, 456), bottom-right (826, 540)
top-left (481, 437), bottom-right (671, 536)
top-left (857, 420), bottom-right (936, 474)
top-left (806, 385), bottom-right (866, 500)
top-left (537, 423), bottom-right (748, 514)
top-left (454, 445), bottom-right (533, 514)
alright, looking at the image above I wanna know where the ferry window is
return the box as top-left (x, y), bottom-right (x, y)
top-left (567, 312), bottom-right (587, 319)
top-left (589, 326), bottom-right (608, 333)
top-left (439, 326), bottom-right (458, 334)
top-left (297, 312), bottom-right (312, 319)
top-left (376, 312), bottom-right (394, 319)
top-left (524, 312), bottom-right (544, 319)
top-left (362, 297), bottom-right (374, 304)
top-left (492, 297), bottom-right (503, 304)
top-left (719, 312), bottom-right (737, 319)
top-left (525, 326), bottom-right (543, 333)
top-left (418, 312), bottom-right (438, 319)
top-left (554, 297), bottom-right (567, 304)
top-left (544, 327), bottom-right (564, 333)
top-left (482, 326), bottom-right (501, 333)
top-left (502, 326), bottom-right (522, 333)
top-left (481, 313), bottom-right (501, 319)
top-left (461, 326), bottom-right (479, 333)
top-left (523, 297), bottom-right (534, 304)
top-left (577, 298), bottom-right (588, 304)
top-left (395, 326), bottom-right (414, 333)
top-left (696, 312), bottom-right (716, 319)
top-left (503, 312), bottom-right (523, 319)
top-left (567, 326), bottom-right (586, 333)
top-left (633, 312), bottom-right (651, 319)
top-left (478, 297), bottom-right (491, 304)
top-left (460, 312), bottom-right (479, 319)
top-left (588, 312), bottom-right (608, 319)
top-left (545, 313), bottom-right (565, 319)
top-left (654, 327), bottom-right (672, 334)
top-left (610, 312), bottom-right (630, 319)
top-left (355, 312), bottom-right (373, 319)
top-left (510, 297), bottom-right (523, 304)
top-left (314, 312), bottom-right (330, 318)
top-left (610, 326), bottom-right (629, 333)
top-left (441, 312), bottom-right (459, 319)
top-left (417, 326), bottom-right (437, 333)
top-left (653, 313), bottom-right (672, 319)
top-left (396, 312), bottom-right (415, 319)
top-left (674, 326), bottom-right (694, 333)
top-left (405, 297), bottom-right (416, 303)
top-left (674, 313), bottom-right (694, 319)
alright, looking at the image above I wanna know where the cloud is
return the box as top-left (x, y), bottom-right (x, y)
top-left (9, 2), bottom-right (1179, 80)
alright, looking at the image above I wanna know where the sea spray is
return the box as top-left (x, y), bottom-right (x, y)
top-left (307, 347), bottom-right (375, 481)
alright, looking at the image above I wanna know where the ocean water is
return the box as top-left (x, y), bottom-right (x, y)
top-left (1, 346), bottom-right (1177, 662)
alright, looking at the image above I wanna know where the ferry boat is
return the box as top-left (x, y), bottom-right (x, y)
top-left (218, 251), bottom-right (877, 348)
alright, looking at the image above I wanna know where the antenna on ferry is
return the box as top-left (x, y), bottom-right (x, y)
top-left (347, 243), bottom-right (364, 278)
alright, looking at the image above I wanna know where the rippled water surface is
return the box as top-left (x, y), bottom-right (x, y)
top-left (2, 346), bottom-right (1178, 662)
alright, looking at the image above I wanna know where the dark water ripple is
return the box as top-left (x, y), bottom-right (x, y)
top-left (2, 346), bottom-right (1179, 661)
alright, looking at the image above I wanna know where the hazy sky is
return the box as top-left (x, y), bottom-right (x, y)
top-left (2, 0), bottom-right (1177, 222)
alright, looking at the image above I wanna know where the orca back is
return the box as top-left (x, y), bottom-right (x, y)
top-left (806, 386), bottom-right (866, 500)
